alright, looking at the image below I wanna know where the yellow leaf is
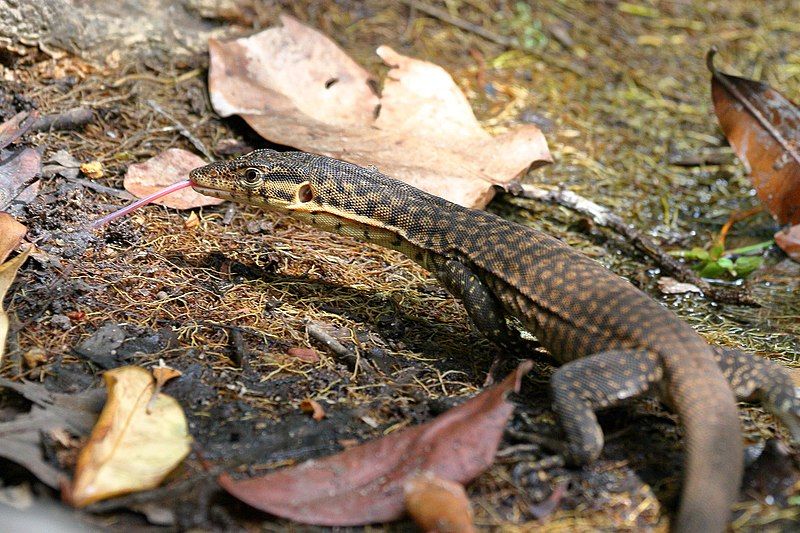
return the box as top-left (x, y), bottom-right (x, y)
top-left (66, 366), bottom-right (192, 507)
top-left (0, 245), bottom-right (31, 366)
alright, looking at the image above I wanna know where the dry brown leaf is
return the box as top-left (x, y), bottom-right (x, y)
top-left (787, 367), bottom-right (800, 388)
top-left (183, 211), bottom-right (200, 229)
top-left (0, 245), bottom-right (31, 366)
top-left (775, 224), bottom-right (800, 262)
top-left (65, 366), bottom-right (192, 507)
top-left (152, 365), bottom-right (182, 388)
top-left (709, 49), bottom-right (800, 225)
top-left (218, 361), bottom-right (532, 526)
top-left (124, 149), bottom-right (224, 210)
top-left (148, 364), bottom-right (183, 414)
top-left (0, 147), bottom-right (41, 210)
top-left (208, 15), bottom-right (551, 208)
top-left (23, 347), bottom-right (47, 369)
top-left (404, 473), bottom-right (475, 533)
top-left (0, 212), bottom-right (27, 263)
top-left (80, 161), bottom-right (104, 179)
top-left (287, 347), bottom-right (320, 363)
top-left (300, 399), bottom-right (326, 421)
top-left (657, 276), bottom-right (702, 295)
top-left (0, 378), bottom-right (104, 488)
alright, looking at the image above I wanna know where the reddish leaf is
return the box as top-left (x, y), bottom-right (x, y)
top-left (0, 147), bottom-right (42, 210)
top-left (709, 49), bottom-right (800, 225)
top-left (775, 224), bottom-right (800, 262)
top-left (287, 347), bottom-right (320, 363)
top-left (218, 361), bottom-right (533, 526)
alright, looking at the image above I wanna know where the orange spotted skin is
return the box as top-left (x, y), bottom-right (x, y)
top-left (191, 150), bottom-right (800, 532)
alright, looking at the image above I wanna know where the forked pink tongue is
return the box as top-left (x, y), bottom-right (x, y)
top-left (89, 179), bottom-right (193, 228)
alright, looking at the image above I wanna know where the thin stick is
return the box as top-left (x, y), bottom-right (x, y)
top-left (399, 0), bottom-right (587, 76)
top-left (147, 100), bottom-right (214, 162)
top-left (515, 184), bottom-right (758, 307)
top-left (30, 107), bottom-right (94, 132)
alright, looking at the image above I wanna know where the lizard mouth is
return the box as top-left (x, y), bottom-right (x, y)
top-left (190, 183), bottom-right (232, 200)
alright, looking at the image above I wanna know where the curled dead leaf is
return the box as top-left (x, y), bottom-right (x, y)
top-left (66, 366), bottom-right (192, 507)
top-left (300, 399), bottom-right (326, 421)
top-left (23, 346), bottom-right (47, 369)
top-left (709, 49), bottom-right (800, 225)
top-left (0, 147), bottom-right (41, 211)
top-left (0, 212), bottom-right (27, 263)
top-left (218, 361), bottom-right (532, 526)
top-left (774, 224), bottom-right (800, 262)
top-left (657, 277), bottom-right (702, 295)
top-left (183, 211), bottom-right (200, 229)
top-left (152, 365), bottom-right (182, 388)
top-left (124, 148), bottom-right (223, 210)
top-left (208, 16), bottom-right (550, 208)
top-left (404, 473), bottom-right (475, 533)
top-left (287, 347), bottom-right (320, 363)
top-left (0, 245), bottom-right (31, 366)
top-left (80, 161), bottom-right (104, 179)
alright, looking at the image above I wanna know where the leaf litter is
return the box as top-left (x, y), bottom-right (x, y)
top-left (65, 366), bottom-right (192, 507)
top-left (2, 2), bottom-right (800, 531)
top-left (208, 15), bottom-right (551, 209)
top-left (219, 361), bottom-right (531, 526)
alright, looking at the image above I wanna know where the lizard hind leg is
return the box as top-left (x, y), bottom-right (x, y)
top-left (713, 347), bottom-right (800, 442)
top-left (550, 349), bottom-right (663, 464)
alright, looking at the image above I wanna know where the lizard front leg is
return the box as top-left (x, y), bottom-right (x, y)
top-left (433, 258), bottom-right (538, 356)
top-left (550, 349), bottom-right (663, 463)
top-left (713, 346), bottom-right (800, 441)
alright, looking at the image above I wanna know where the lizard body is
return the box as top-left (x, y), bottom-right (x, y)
top-left (190, 149), bottom-right (800, 532)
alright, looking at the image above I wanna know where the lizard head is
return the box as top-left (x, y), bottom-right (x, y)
top-left (190, 149), bottom-right (324, 213)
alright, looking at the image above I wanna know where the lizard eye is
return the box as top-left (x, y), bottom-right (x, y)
top-left (242, 168), bottom-right (261, 188)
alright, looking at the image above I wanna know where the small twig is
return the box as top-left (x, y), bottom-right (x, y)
top-left (399, 0), bottom-right (587, 76)
top-left (515, 184), bottom-right (759, 307)
top-left (146, 99), bottom-right (214, 161)
top-left (400, 0), bottom-right (514, 47)
top-left (65, 176), bottom-right (135, 200)
top-left (30, 107), bottom-right (94, 132)
top-left (306, 321), bottom-right (377, 379)
top-left (716, 205), bottom-right (765, 249)
top-left (667, 148), bottom-right (735, 167)
top-left (306, 321), bottom-right (355, 362)
top-left (112, 68), bottom-right (203, 88)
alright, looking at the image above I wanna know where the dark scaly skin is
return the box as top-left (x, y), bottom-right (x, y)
top-left (190, 149), bottom-right (800, 532)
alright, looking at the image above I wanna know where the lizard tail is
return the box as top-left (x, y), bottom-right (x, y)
top-left (663, 344), bottom-right (743, 533)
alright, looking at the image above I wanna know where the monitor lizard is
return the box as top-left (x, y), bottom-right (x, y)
top-left (189, 149), bottom-right (800, 532)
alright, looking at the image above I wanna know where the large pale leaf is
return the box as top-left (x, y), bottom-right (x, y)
top-left (709, 49), bottom-right (800, 225)
top-left (208, 16), bottom-right (551, 208)
top-left (219, 361), bottom-right (532, 526)
top-left (66, 366), bottom-right (192, 507)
